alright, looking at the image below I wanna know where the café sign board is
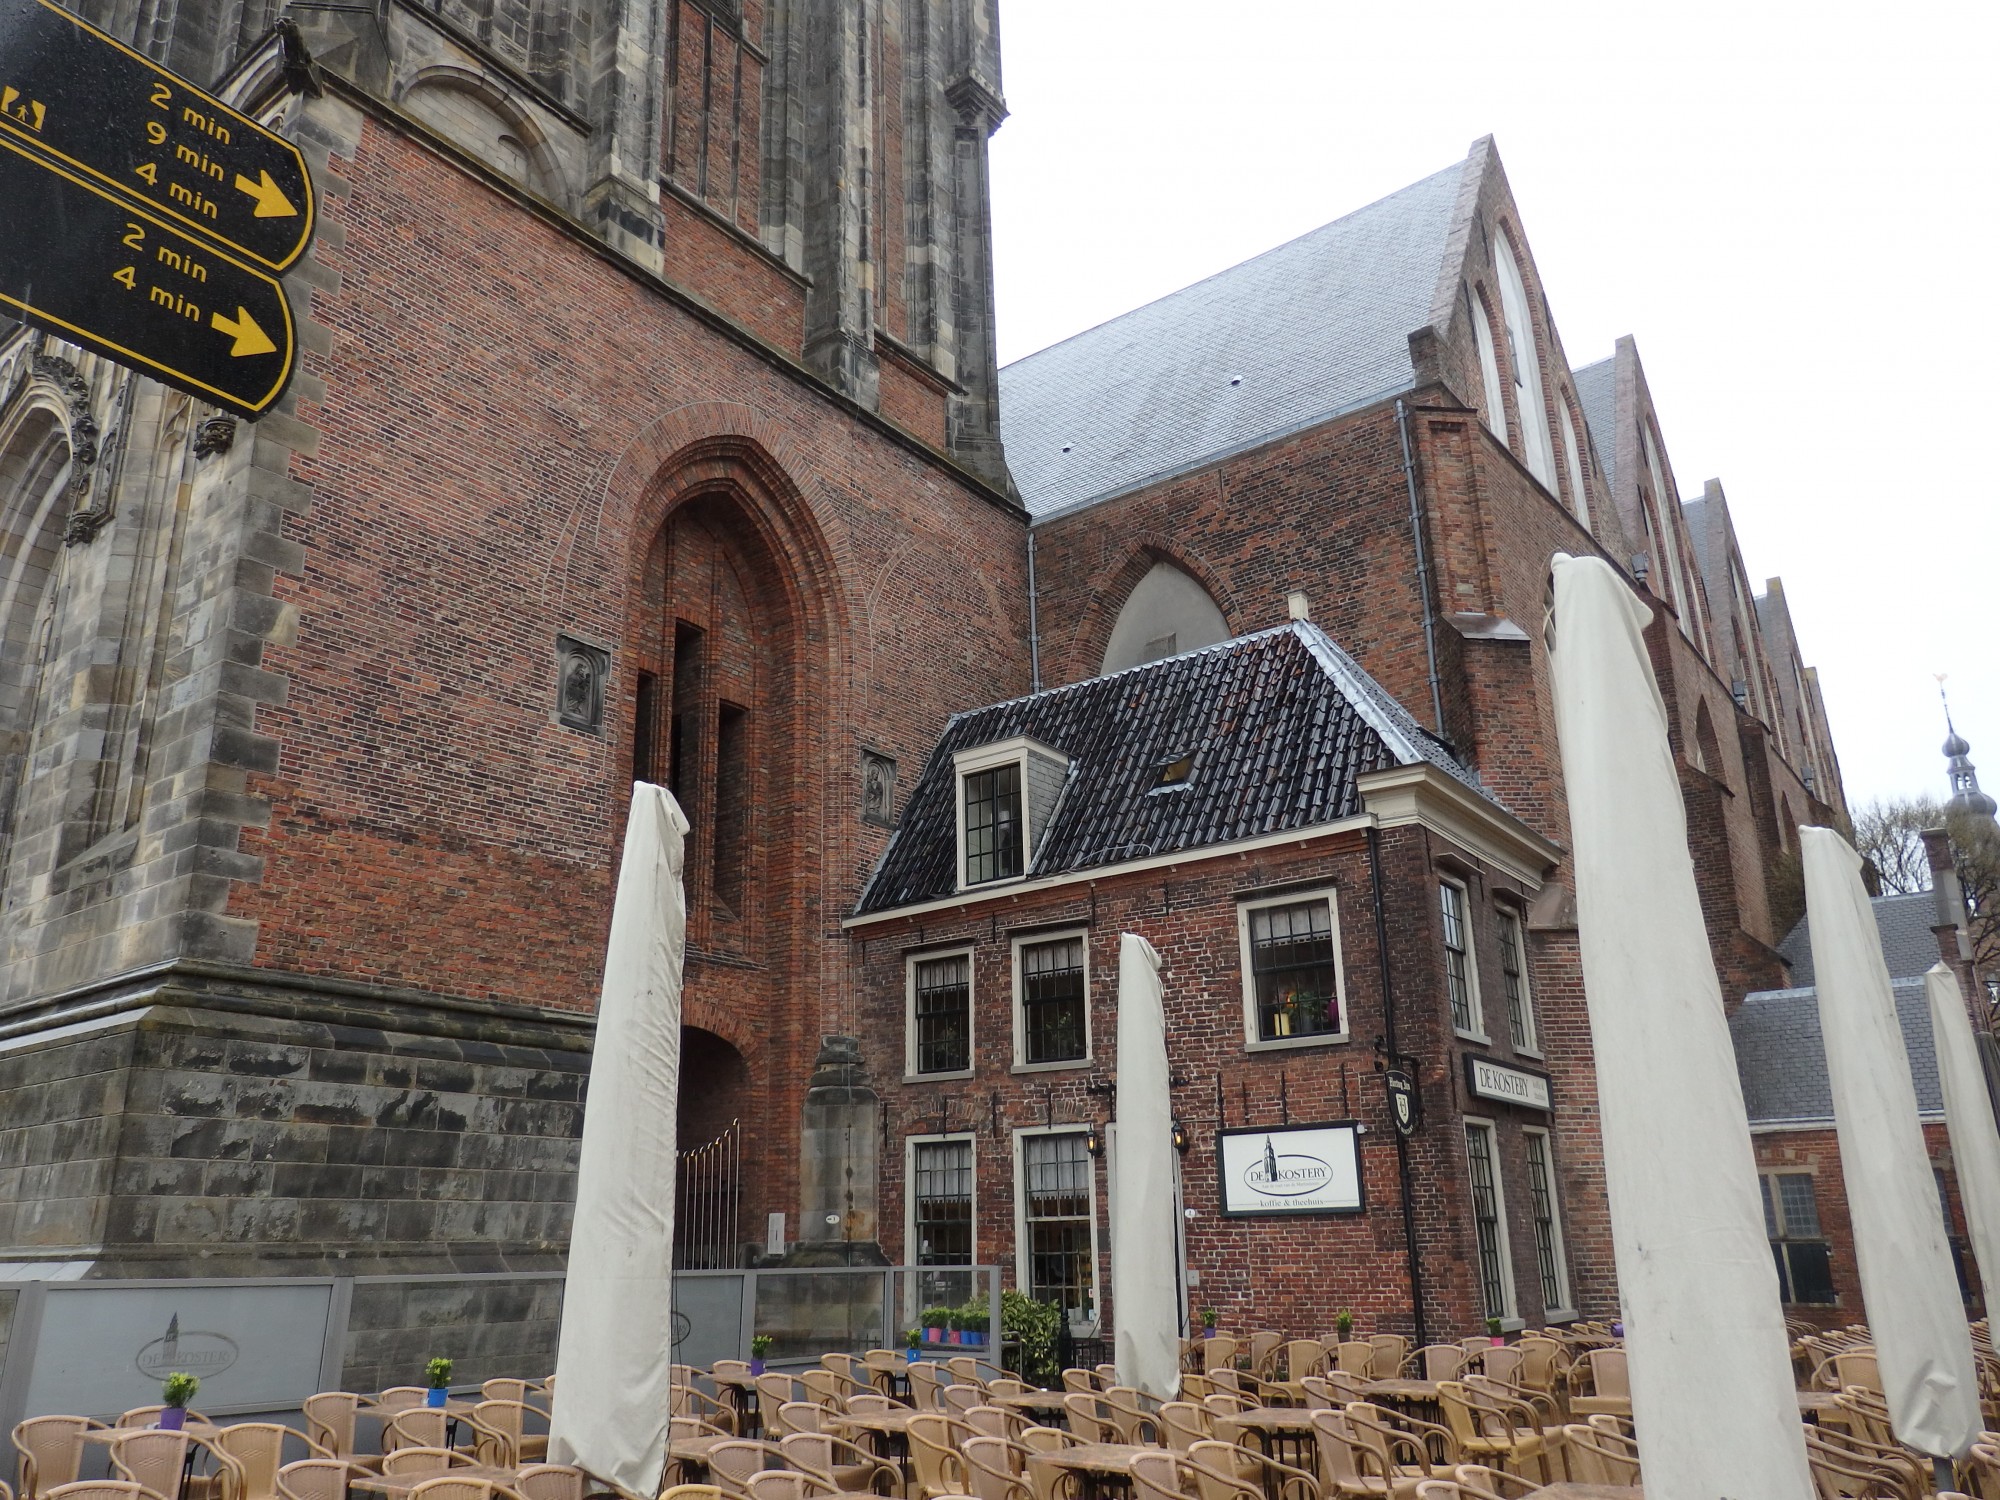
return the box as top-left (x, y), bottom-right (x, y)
top-left (1464, 1055), bottom-right (1553, 1112)
top-left (1217, 1122), bottom-right (1363, 1217)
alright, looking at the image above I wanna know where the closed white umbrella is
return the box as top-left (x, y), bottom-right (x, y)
top-left (1803, 829), bottom-right (1980, 1460)
top-left (1928, 961), bottom-right (2000, 1315)
top-left (548, 784), bottom-right (690, 1496)
top-left (1548, 553), bottom-right (1812, 1498)
top-left (1112, 932), bottom-right (1180, 1400)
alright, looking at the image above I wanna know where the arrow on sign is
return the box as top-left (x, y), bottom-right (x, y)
top-left (212, 305), bottom-right (278, 357)
top-left (233, 169), bottom-right (299, 220)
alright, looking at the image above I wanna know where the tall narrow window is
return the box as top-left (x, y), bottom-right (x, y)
top-left (1465, 1121), bottom-right (1514, 1320)
top-left (1761, 1172), bottom-right (1835, 1304)
top-left (1494, 235), bottom-right (1555, 487)
top-left (633, 670), bottom-right (660, 784)
top-left (1441, 880), bottom-right (1482, 1036)
top-left (713, 700), bottom-right (748, 912)
top-left (1023, 1132), bottom-right (1096, 1323)
top-left (911, 1138), bottom-right (974, 1265)
top-left (1557, 401), bottom-right (1589, 529)
top-left (1523, 1129), bottom-right (1570, 1312)
top-left (1018, 935), bottom-right (1088, 1065)
top-left (669, 621), bottom-right (706, 804)
top-left (1468, 287), bottom-right (1506, 440)
top-left (909, 951), bottom-right (972, 1075)
top-left (963, 762), bottom-right (1023, 885)
top-left (1497, 908), bottom-right (1536, 1052)
top-left (1244, 896), bottom-right (1342, 1042)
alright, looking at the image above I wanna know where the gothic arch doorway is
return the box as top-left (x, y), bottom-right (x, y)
top-left (677, 1025), bottom-right (751, 1267)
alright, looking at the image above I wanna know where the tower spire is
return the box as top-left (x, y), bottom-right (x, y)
top-left (1938, 675), bottom-right (1998, 819)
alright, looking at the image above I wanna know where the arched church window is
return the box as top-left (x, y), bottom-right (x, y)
top-left (1100, 560), bottom-right (1228, 675)
top-left (0, 404), bottom-right (75, 863)
top-left (1557, 397), bottom-right (1588, 529)
top-left (1467, 286), bottom-right (1506, 441)
top-left (1494, 234), bottom-right (1556, 488)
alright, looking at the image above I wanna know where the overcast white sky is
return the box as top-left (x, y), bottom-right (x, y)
top-left (987, 0), bottom-right (1996, 813)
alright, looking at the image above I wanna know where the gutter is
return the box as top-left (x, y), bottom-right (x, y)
top-left (1395, 398), bottom-right (1447, 736)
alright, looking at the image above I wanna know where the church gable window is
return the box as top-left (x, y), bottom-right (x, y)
top-left (1101, 561), bottom-right (1229, 674)
top-left (1467, 286), bottom-right (1507, 441)
top-left (1495, 233), bottom-right (1556, 488)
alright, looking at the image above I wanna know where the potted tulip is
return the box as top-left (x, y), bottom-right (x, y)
top-left (426, 1356), bottom-right (453, 1408)
top-left (750, 1335), bottom-right (773, 1376)
top-left (922, 1308), bottom-right (953, 1345)
top-left (1200, 1307), bottom-right (1218, 1334)
top-left (1335, 1310), bottom-right (1355, 1342)
top-left (1486, 1317), bottom-right (1505, 1347)
top-left (905, 1328), bottom-right (922, 1363)
top-left (159, 1373), bottom-right (199, 1431)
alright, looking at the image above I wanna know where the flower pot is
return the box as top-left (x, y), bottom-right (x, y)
top-left (427, 1387), bottom-right (450, 1408)
top-left (906, 1348), bottom-right (920, 1364)
top-left (1489, 1336), bottom-right (1505, 1347)
top-left (159, 1407), bottom-right (186, 1432)
top-left (964, 1330), bottom-right (984, 1346)
top-left (926, 1327), bottom-right (944, 1344)
top-left (749, 1358), bottom-right (766, 1376)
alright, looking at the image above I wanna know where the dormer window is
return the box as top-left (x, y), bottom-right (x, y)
top-left (964, 762), bottom-right (1023, 884)
top-left (953, 736), bottom-right (1070, 890)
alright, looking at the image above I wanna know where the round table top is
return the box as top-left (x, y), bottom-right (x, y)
top-left (832, 1410), bottom-right (918, 1434)
top-left (990, 1392), bottom-right (1070, 1410)
top-left (86, 1424), bottom-right (226, 1444)
top-left (1029, 1443), bottom-right (1151, 1476)
top-left (1229, 1408), bottom-right (1320, 1432)
top-left (670, 1436), bottom-right (775, 1461)
top-left (352, 1465), bottom-right (523, 1497)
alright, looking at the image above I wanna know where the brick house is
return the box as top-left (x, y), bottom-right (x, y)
top-left (846, 622), bottom-right (1568, 1341)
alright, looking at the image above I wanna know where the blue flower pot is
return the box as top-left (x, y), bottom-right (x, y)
top-left (427, 1387), bottom-right (449, 1408)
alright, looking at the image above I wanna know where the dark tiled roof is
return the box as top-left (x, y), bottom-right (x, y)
top-left (996, 160), bottom-right (1469, 520)
top-left (1572, 356), bottom-right (1618, 495)
top-left (854, 623), bottom-right (1486, 914)
top-left (1778, 892), bottom-right (1942, 986)
top-left (1731, 978), bottom-right (1943, 1126)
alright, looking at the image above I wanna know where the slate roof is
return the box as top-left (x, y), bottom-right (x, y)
top-left (995, 160), bottom-right (1470, 520)
top-left (1571, 357), bottom-right (1618, 495)
top-left (854, 622), bottom-right (1488, 914)
top-left (1778, 892), bottom-right (1942, 987)
top-left (1731, 978), bottom-right (1944, 1126)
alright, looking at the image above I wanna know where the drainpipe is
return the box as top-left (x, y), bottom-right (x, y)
top-left (1026, 527), bottom-right (1042, 693)
top-left (1369, 823), bottom-right (1429, 1347)
top-left (1395, 399), bottom-right (1446, 737)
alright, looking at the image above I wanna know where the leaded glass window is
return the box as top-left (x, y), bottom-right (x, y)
top-left (1020, 937), bottom-right (1087, 1064)
top-left (1024, 1132), bottom-right (1095, 1322)
top-left (1442, 881), bottom-right (1481, 1035)
top-left (1465, 1122), bottom-right (1512, 1320)
top-left (963, 763), bottom-right (1023, 885)
top-left (1762, 1172), bottom-right (1835, 1305)
top-left (1498, 909), bottom-right (1535, 1051)
top-left (1248, 899), bottom-right (1341, 1041)
top-left (912, 1138), bottom-right (973, 1265)
top-left (1524, 1130), bottom-right (1568, 1311)
top-left (911, 953), bottom-right (970, 1074)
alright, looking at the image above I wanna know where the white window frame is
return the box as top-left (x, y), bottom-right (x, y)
top-left (1237, 886), bottom-right (1350, 1053)
top-left (905, 946), bottom-right (975, 1081)
top-left (1521, 1126), bottom-right (1573, 1319)
top-left (1468, 286), bottom-right (1507, 440)
top-left (1464, 1116), bottom-right (1518, 1322)
top-left (1013, 1124), bottom-right (1102, 1330)
top-left (1011, 928), bottom-right (1092, 1071)
top-left (906, 1131), bottom-right (978, 1267)
top-left (1440, 876), bottom-right (1486, 1041)
top-left (953, 736), bottom-right (1064, 893)
top-left (1495, 906), bottom-right (1539, 1057)
top-left (1557, 397), bottom-right (1589, 530)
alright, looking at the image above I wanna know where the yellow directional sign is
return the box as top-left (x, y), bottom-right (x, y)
top-left (0, 131), bottom-right (296, 417)
top-left (0, 0), bottom-right (315, 271)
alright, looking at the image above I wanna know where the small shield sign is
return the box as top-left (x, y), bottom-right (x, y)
top-left (1386, 1069), bottom-right (1418, 1136)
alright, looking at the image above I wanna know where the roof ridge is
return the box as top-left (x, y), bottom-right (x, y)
top-left (1000, 159), bottom-right (1470, 374)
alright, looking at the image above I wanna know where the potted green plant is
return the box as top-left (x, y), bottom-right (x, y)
top-left (425, 1356), bottom-right (453, 1408)
top-left (921, 1307), bottom-right (954, 1345)
top-left (958, 1299), bottom-right (988, 1347)
top-left (1335, 1310), bottom-right (1355, 1342)
top-left (1486, 1317), bottom-right (1505, 1347)
top-left (1200, 1307), bottom-right (1218, 1334)
top-left (749, 1334), bottom-right (773, 1375)
top-left (158, 1372), bottom-right (199, 1431)
top-left (905, 1327), bottom-right (922, 1363)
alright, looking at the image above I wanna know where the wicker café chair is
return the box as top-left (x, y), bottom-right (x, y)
top-left (402, 1479), bottom-right (500, 1500)
top-left (1365, 1337), bottom-right (1410, 1382)
top-left (959, 1437), bottom-right (1032, 1500)
top-left (44, 1486), bottom-right (150, 1500)
top-left (1125, 1452), bottom-right (1183, 1500)
top-left (106, 1432), bottom-right (191, 1500)
top-left (15, 1417), bottom-right (106, 1500)
top-left (213, 1426), bottom-right (331, 1500)
top-left (379, 1452), bottom-right (474, 1477)
top-left (302, 1395), bottom-right (382, 1475)
top-left (469, 1401), bottom-right (547, 1465)
top-left (776, 1433), bottom-right (898, 1496)
top-left (508, 1466), bottom-right (589, 1500)
top-left (275, 1462), bottom-right (356, 1500)
top-left (376, 1391), bottom-right (428, 1414)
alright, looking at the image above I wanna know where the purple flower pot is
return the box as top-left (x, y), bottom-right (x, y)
top-left (159, 1408), bottom-right (186, 1432)
top-left (427, 1387), bottom-right (450, 1408)
top-left (749, 1358), bottom-right (766, 1376)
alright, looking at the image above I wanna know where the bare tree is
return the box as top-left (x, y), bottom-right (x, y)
top-left (1851, 795), bottom-right (1946, 895)
top-left (1946, 811), bottom-right (2000, 994)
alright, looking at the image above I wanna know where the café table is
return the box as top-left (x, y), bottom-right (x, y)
top-left (352, 1465), bottom-right (524, 1498)
top-left (1027, 1442), bottom-right (1148, 1500)
top-left (989, 1392), bottom-right (1071, 1427)
top-left (87, 1423), bottom-right (229, 1500)
top-left (1531, 1486), bottom-right (1643, 1499)
top-left (1796, 1391), bottom-right (1851, 1429)
top-left (666, 1435), bottom-right (778, 1485)
top-left (1223, 1408), bottom-right (1319, 1472)
top-left (1359, 1379), bottom-right (1444, 1426)
top-left (710, 1369), bottom-right (760, 1435)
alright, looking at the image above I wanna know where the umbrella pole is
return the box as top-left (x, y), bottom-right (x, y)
top-left (1935, 1458), bottom-right (1955, 1494)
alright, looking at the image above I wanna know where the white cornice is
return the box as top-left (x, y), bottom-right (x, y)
top-left (1355, 764), bottom-right (1562, 887)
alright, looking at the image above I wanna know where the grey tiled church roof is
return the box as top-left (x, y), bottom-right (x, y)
top-left (996, 161), bottom-right (1470, 520)
top-left (1778, 892), bottom-right (1942, 986)
top-left (854, 623), bottom-right (1488, 914)
top-left (1731, 978), bottom-right (1944, 1126)
top-left (1571, 357), bottom-right (1618, 495)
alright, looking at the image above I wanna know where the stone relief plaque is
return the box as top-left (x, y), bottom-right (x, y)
top-left (861, 748), bottom-right (897, 827)
top-left (556, 635), bottom-right (609, 733)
